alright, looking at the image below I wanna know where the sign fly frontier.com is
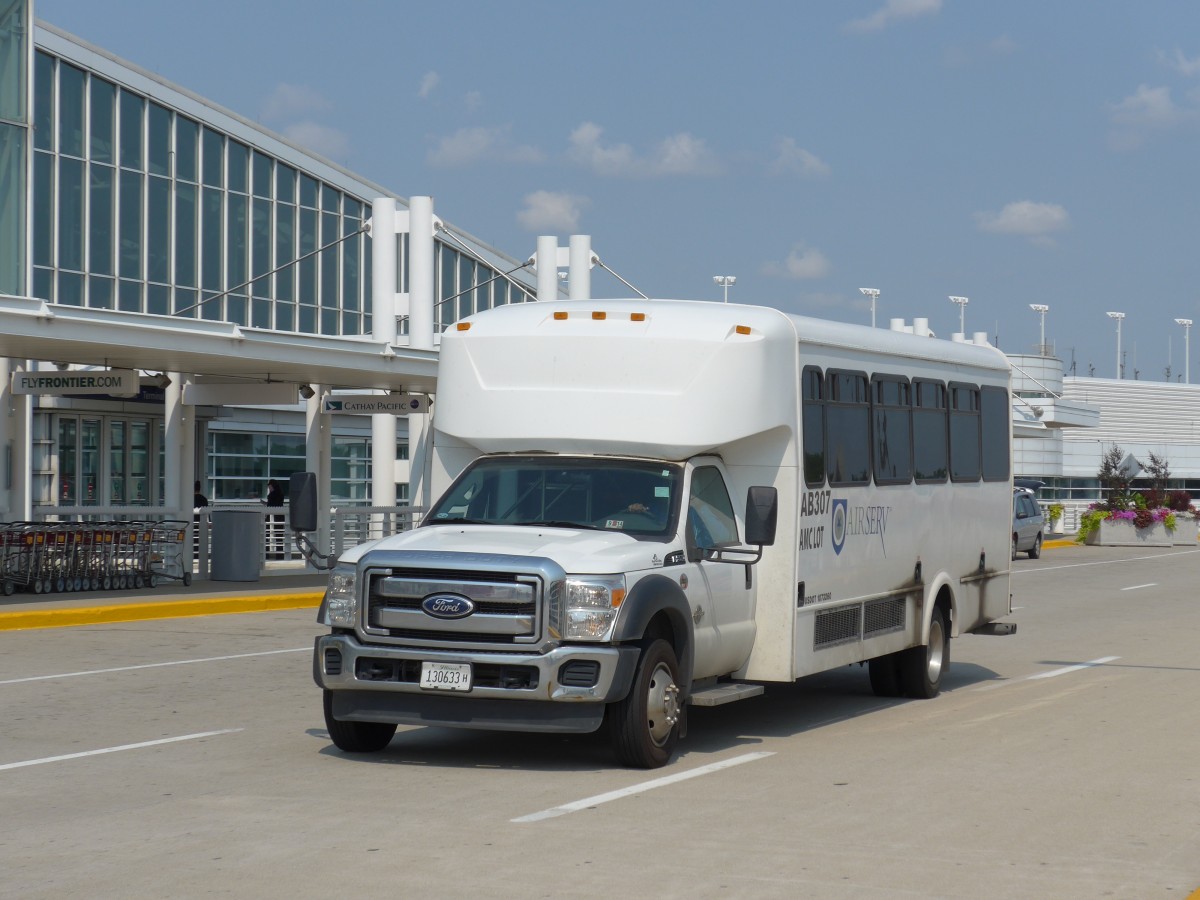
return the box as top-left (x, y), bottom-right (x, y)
top-left (322, 394), bottom-right (430, 415)
top-left (12, 369), bottom-right (139, 396)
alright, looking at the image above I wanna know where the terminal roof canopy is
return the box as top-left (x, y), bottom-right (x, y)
top-left (0, 296), bottom-right (438, 393)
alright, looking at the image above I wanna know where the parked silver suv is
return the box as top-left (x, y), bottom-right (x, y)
top-left (1013, 488), bottom-right (1045, 559)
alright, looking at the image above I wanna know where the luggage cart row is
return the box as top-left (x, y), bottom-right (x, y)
top-left (0, 521), bottom-right (192, 596)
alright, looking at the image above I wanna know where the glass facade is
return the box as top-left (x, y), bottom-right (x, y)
top-left (0, 0), bottom-right (29, 296)
top-left (28, 47), bottom-right (533, 336)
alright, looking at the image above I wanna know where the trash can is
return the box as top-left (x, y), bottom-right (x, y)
top-left (210, 510), bottom-right (262, 582)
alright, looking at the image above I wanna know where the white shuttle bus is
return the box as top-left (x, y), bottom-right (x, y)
top-left (307, 299), bottom-right (1016, 768)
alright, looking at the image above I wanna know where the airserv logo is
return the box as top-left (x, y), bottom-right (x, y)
top-left (830, 498), bottom-right (891, 557)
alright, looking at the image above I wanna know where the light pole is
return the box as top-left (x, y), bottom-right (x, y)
top-left (949, 295), bottom-right (969, 335)
top-left (1107, 311), bottom-right (1125, 379)
top-left (1176, 318), bottom-right (1192, 384)
top-left (859, 288), bottom-right (880, 327)
top-left (713, 275), bottom-right (736, 303)
top-left (1030, 304), bottom-right (1049, 355)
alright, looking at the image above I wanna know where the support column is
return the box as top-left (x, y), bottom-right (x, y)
top-left (536, 235), bottom-right (559, 302)
top-left (305, 385), bottom-right (331, 566)
top-left (568, 235), bottom-right (592, 300)
top-left (163, 373), bottom-right (185, 516)
top-left (371, 197), bottom-right (399, 513)
top-left (407, 196), bottom-right (437, 508)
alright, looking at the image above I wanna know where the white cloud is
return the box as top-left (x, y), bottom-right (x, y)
top-left (261, 83), bottom-right (332, 122)
top-left (974, 201), bottom-right (1069, 241)
top-left (418, 71), bottom-right (440, 99)
top-left (517, 190), bottom-right (588, 232)
top-left (567, 122), bottom-right (720, 177)
top-left (1111, 84), bottom-right (1182, 128)
top-left (846, 0), bottom-right (942, 33)
top-left (769, 138), bottom-right (830, 177)
top-left (281, 121), bottom-right (350, 161)
top-left (762, 243), bottom-right (832, 280)
top-left (427, 126), bottom-right (544, 167)
top-left (1159, 48), bottom-right (1200, 77)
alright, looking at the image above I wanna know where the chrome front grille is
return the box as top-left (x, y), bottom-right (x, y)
top-left (363, 566), bottom-right (542, 646)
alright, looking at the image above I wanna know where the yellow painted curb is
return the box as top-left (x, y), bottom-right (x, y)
top-left (0, 591), bottom-right (323, 631)
top-left (1043, 539), bottom-right (1079, 549)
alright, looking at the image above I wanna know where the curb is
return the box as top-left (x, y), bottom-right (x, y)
top-left (0, 591), bottom-right (323, 632)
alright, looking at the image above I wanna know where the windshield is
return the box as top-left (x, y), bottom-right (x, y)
top-left (427, 456), bottom-right (682, 537)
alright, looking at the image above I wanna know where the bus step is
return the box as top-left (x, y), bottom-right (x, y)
top-left (689, 683), bottom-right (764, 707)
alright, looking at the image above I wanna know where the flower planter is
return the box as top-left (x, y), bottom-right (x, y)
top-left (1086, 518), bottom-right (1173, 547)
top-left (1050, 517), bottom-right (1065, 535)
top-left (1171, 518), bottom-right (1199, 546)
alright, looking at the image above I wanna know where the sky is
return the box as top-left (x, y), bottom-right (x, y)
top-left (34, 0), bottom-right (1200, 381)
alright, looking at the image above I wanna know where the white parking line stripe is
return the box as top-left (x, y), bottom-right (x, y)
top-left (1027, 656), bottom-right (1120, 680)
top-left (973, 655), bottom-right (1120, 691)
top-left (0, 729), bottom-right (243, 771)
top-left (512, 751), bottom-right (774, 823)
top-left (1120, 583), bottom-right (1157, 591)
top-left (0, 648), bottom-right (309, 685)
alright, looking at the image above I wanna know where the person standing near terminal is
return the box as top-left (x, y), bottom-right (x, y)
top-left (264, 479), bottom-right (284, 557)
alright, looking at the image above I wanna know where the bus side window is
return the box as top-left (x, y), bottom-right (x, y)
top-left (871, 375), bottom-right (913, 484)
top-left (914, 379), bottom-right (948, 482)
top-left (949, 382), bottom-right (981, 482)
top-left (801, 366), bottom-right (825, 488)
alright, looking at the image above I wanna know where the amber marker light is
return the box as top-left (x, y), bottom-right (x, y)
top-left (553, 311), bottom-right (569, 320)
top-left (591, 311), bottom-right (607, 320)
top-left (456, 322), bottom-right (471, 331)
top-left (735, 325), bottom-right (751, 335)
top-left (631, 312), bottom-right (646, 321)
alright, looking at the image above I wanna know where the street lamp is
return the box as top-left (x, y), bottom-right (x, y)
top-left (949, 296), bottom-right (969, 335)
top-left (1030, 304), bottom-right (1049, 355)
top-left (1107, 311), bottom-right (1125, 379)
top-left (1176, 318), bottom-right (1192, 384)
top-left (859, 288), bottom-right (880, 327)
top-left (713, 275), bottom-right (736, 303)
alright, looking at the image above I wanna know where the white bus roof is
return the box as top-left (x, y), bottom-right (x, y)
top-left (435, 299), bottom-right (1009, 459)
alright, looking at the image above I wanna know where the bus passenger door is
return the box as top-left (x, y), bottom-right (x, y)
top-left (685, 465), bottom-right (755, 676)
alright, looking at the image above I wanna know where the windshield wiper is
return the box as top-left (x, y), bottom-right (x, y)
top-left (519, 520), bottom-right (603, 531)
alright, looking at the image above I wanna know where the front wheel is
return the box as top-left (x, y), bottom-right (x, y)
top-left (323, 690), bottom-right (397, 753)
top-left (898, 605), bottom-right (950, 699)
top-left (610, 639), bottom-right (682, 769)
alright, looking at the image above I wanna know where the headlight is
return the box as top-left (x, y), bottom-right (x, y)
top-left (322, 563), bottom-right (358, 628)
top-left (564, 575), bottom-right (626, 641)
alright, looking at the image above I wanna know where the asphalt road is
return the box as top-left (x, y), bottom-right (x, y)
top-left (1, 545), bottom-right (1198, 899)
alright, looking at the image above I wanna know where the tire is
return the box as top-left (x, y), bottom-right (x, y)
top-left (868, 653), bottom-right (903, 697)
top-left (1011, 534), bottom-right (1019, 560)
top-left (610, 639), bottom-right (682, 769)
top-left (2, 580), bottom-right (14, 596)
top-left (899, 605), bottom-right (950, 700)
top-left (323, 690), bottom-right (396, 753)
top-left (1027, 533), bottom-right (1042, 559)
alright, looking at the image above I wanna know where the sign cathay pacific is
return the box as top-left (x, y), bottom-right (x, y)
top-left (12, 369), bottom-right (139, 396)
top-left (322, 394), bottom-right (430, 415)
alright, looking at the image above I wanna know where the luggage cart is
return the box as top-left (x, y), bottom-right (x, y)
top-left (146, 520), bottom-right (192, 586)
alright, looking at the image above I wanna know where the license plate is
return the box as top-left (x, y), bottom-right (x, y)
top-left (419, 661), bottom-right (472, 692)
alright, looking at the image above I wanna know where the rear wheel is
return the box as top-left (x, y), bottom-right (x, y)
top-left (323, 690), bottom-right (397, 753)
top-left (898, 605), bottom-right (950, 699)
top-left (610, 639), bottom-right (682, 768)
top-left (1028, 533), bottom-right (1042, 559)
top-left (868, 653), bottom-right (903, 697)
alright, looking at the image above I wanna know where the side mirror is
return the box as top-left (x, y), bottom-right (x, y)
top-left (289, 472), bottom-right (319, 533)
top-left (744, 486), bottom-right (778, 546)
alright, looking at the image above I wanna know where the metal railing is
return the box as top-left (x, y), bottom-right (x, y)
top-left (21, 503), bottom-right (426, 582)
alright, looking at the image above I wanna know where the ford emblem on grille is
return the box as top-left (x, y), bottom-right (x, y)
top-left (421, 594), bottom-right (475, 619)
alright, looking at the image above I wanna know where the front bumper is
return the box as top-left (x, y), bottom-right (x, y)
top-left (314, 633), bottom-right (640, 733)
